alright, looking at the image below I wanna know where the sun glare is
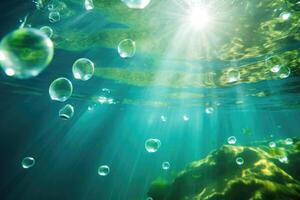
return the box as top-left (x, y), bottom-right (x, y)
top-left (188, 6), bottom-right (211, 30)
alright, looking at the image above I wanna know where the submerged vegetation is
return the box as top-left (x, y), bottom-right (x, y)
top-left (148, 138), bottom-right (300, 200)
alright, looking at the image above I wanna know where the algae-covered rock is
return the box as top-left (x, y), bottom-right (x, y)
top-left (148, 138), bottom-right (300, 200)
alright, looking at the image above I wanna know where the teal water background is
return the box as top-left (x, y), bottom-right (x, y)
top-left (0, 1), bottom-right (300, 200)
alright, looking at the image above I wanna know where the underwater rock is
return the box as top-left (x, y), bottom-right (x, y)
top-left (148, 138), bottom-right (300, 200)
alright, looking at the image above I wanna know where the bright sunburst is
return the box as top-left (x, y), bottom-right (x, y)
top-left (187, 6), bottom-right (211, 30)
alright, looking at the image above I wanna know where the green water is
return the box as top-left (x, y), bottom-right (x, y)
top-left (0, 0), bottom-right (300, 199)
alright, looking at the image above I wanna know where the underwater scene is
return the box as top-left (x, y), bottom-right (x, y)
top-left (1, 0), bottom-right (300, 199)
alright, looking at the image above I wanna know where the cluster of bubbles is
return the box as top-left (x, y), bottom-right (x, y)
top-left (32, 0), bottom-right (45, 10)
top-left (98, 96), bottom-right (115, 104)
top-left (47, 1), bottom-right (68, 23)
top-left (22, 157), bottom-right (35, 169)
top-left (231, 137), bottom-right (295, 166)
top-left (145, 138), bottom-right (161, 153)
top-left (48, 57), bottom-right (95, 119)
top-left (98, 165), bottom-right (110, 176)
top-left (0, 1), bottom-right (148, 134)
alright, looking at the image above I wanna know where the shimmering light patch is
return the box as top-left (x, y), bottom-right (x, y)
top-left (280, 12), bottom-right (291, 20)
top-left (270, 65), bottom-right (281, 73)
top-left (0, 50), bottom-right (4, 61)
top-left (285, 138), bottom-right (293, 145)
top-left (22, 157), bottom-right (35, 169)
top-left (160, 115), bottom-right (167, 122)
top-left (98, 96), bottom-right (115, 104)
top-left (205, 107), bottom-right (214, 114)
top-left (102, 88), bottom-right (111, 93)
top-left (162, 161), bottom-right (170, 170)
top-left (236, 157), bottom-right (244, 165)
top-left (278, 155), bottom-right (288, 164)
top-left (236, 100), bottom-right (244, 105)
top-left (254, 159), bottom-right (273, 176)
top-left (98, 165), bottom-right (110, 176)
top-left (145, 138), bottom-right (161, 153)
top-left (187, 6), bottom-right (211, 30)
top-left (88, 104), bottom-right (96, 111)
top-left (183, 115), bottom-right (189, 121)
top-left (46, 38), bottom-right (54, 48)
top-left (269, 141), bottom-right (276, 148)
top-left (85, 0), bottom-right (94, 10)
top-left (146, 197), bottom-right (153, 200)
top-left (227, 136), bottom-right (237, 145)
top-left (5, 68), bottom-right (15, 76)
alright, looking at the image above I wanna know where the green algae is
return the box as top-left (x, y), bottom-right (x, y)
top-left (91, 48), bottom-right (300, 89)
top-left (20, 0), bottom-right (300, 91)
top-left (3, 0), bottom-right (300, 108)
top-left (148, 138), bottom-right (300, 200)
top-left (47, 0), bottom-right (300, 60)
